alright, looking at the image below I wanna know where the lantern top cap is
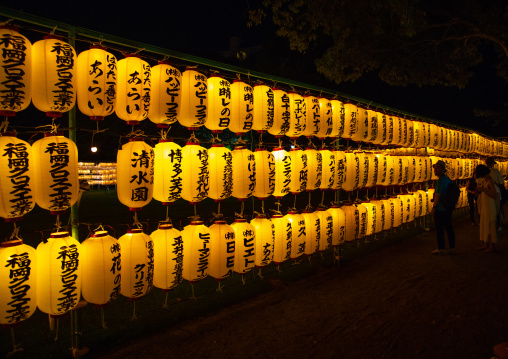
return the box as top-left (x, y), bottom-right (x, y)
top-left (128, 228), bottom-right (143, 234)
top-left (158, 223), bottom-right (173, 229)
top-left (234, 218), bottom-right (247, 222)
top-left (0, 131), bottom-right (17, 137)
top-left (92, 231), bottom-right (109, 238)
top-left (0, 25), bottom-right (20, 32)
top-left (50, 231), bottom-right (70, 238)
top-left (1, 239), bottom-right (23, 248)
top-left (190, 220), bottom-right (204, 225)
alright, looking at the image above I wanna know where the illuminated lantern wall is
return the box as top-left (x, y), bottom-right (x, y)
top-left (179, 68), bottom-right (207, 129)
top-left (271, 214), bottom-right (292, 264)
top-left (303, 95), bottom-right (320, 137)
top-left (289, 148), bottom-right (307, 194)
top-left (250, 215), bottom-right (274, 267)
top-left (181, 220), bottom-right (210, 282)
top-left (208, 144), bottom-right (233, 202)
top-left (0, 240), bottom-right (36, 325)
top-left (232, 146), bottom-right (255, 200)
top-left (32, 36), bottom-right (76, 116)
top-left (115, 56), bottom-right (151, 125)
top-left (272, 147), bottom-right (291, 198)
top-left (231, 219), bottom-right (256, 274)
top-left (320, 149), bottom-right (336, 190)
top-left (153, 140), bottom-right (182, 205)
top-left (268, 88), bottom-right (290, 137)
top-left (0, 26), bottom-right (31, 115)
top-left (181, 142), bottom-right (209, 204)
top-left (208, 220), bottom-right (235, 280)
top-left (206, 75), bottom-right (231, 132)
top-left (229, 80), bottom-right (253, 134)
top-left (151, 223), bottom-right (183, 291)
top-left (342, 103), bottom-right (358, 140)
top-left (117, 139), bottom-right (154, 210)
top-left (301, 210), bottom-right (319, 256)
top-left (252, 84), bottom-right (274, 132)
top-left (285, 210), bottom-right (305, 260)
top-left (32, 133), bottom-right (79, 214)
top-left (305, 148), bottom-right (322, 191)
top-left (81, 231), bottom-right (120, 305)
top-left (315, 98), bottom-right (333, 139)
top-left (118, 229), bottom-right (154, 299)
top-left (149, 62), bottom-right (181, 127)
top-left (36, 232), bottom-right (81, 316)
top-left (253, 148), bottom-right (275, 199)
top-left (316, 208), bottom-right (333, 251)
top-left (77, 46), bottom-right (117, 120)
top-left (0, 133), bottom-right (35, 221)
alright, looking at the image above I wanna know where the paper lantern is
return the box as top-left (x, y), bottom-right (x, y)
top-left (372, 111), bottom-right (387, 145)
top-left (0, 240), bottom-right (36, 325)
top-left (414, 191), bottom-right (425, 218)
top-left (362, 202), bottom-right (376, 236)
top-left (229, 80), bottom-right (253, 135)
top-left (315, 98), bottom-right (333, 139)
top-left (343, 152), bottom-right (360, 192)
top-left (342, 204), bottom-right (359, 242)
top-left (151, 223), bottom-right (183, 291)
top-left (250, 214), bottom-right (275, 267)
top-left (0, 26), bottom-right (31, 116)
top-left (405, 120), bottom-right (414, 147)
top-left (351, 107), bottom-right (369, 142)
top-left (301, 210), bottom-right (320, 256)
top-left (342, 103), bottom-right (359, 140)
top-left (153, 140), bottom-right (182, 205)
top-left (253, 148), bottom-right (275, 199)
top-left (208, 144), bottom-right (233, 202)
top-left (302, 95), bottom-right (320, 137)
top-left (381, 155), bottom-right (395, 187)
top-left (179, 68), bottom-right (207, 129)
top-left (118, 229), bottom-right (153, 299)
top-left (392, 156), bottom-right (404, 185)
top-left (181, 142), bottom-right (209, 204)
top-left (181, 220), bottom-right (210, 282)
top-left (305, 148), bottom-right (322, 191)
top-left (357, 152), bottom-right (370, 189)
top-left (319, 149), bottom-right (335, 191)
top-left (285, 210), bottom-right (305, 260)
top-left (36, 231), bottom-right (81, 316)
top-left (381, 198), bottom-right (393, 230)
top-left (365, 152), bottom-right (378, 188)
top-left (285, 92), bottom-right (306, 138)
top-left (232, 146), bottom-right (255, 200)
top-left (382, 115), bottom-right (394, 145)
top-left (391, 116), bottom-right (403, 146)
top-left (365, 109), bottom-right (379, 144)
top-left (356, 203), bottom-right (368, 239)
top-left (330, 99), bottom-right (344, 138)
top-left (289, 148), bottom-right (307, 194)
top-left (117, 139), bottom-right (154, 210)
top-left (268, 88), bottom-right (290, 137)
top-left (32, 36), bottom-right (76, 117)
top-left (391, 196), bottom-right (404, 227)
top-left (375, 153), bottom-right (387, 187)
top-left (81, 231), bottom-right (120, 305)
top-left (370, 198), bottom-right (385, 233)
top-left (115, 56), bottom-right (150, 125)
top-left (252, 84), bottom-right (274, 132)
top-left (407, 156), bottom-right (416, 184)
top-left (32, 133), bottom-right (79, 214)
top-left (328, 205), bottom-right (345, 246)
top-left (333, 150), bottom-right (346, 190)
top-left (0, 133), bottom-right (35, 221)
top-left (231, 219), bottom-right (256, 274)
top-left (271, 214), bottom-right (291, 264)
top-left (316, 208), bottom-right (333, 251)
top-left (205, 75), bottom-right (231, 132)
top-left (272, 147), bottom-right (291, 198)
top-left (208, 220), bottom-right (235, 280)
top-left (148, 61), bottom-right (181, 127)
top-left (77, 46), bottom-right (117, 121)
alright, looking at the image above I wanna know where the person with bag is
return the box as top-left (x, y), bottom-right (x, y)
top-left (475, 164), bottom-right (498, 252)
top-left (431, 160), bottom-right (455, 255)
top-left (485, 157), bottom-right (505, 230)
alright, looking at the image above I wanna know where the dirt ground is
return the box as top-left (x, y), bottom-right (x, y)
top-left (91, 213), bottom-right (508, 359)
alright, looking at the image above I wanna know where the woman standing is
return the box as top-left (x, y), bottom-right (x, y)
top-left (476, 164), bottom-right (499, 252)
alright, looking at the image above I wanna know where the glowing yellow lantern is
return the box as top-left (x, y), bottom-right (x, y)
top-left (253, 148), bottom-right (275, 199)
top-left (252, 84), bottom-right (274, 133)
top-left (343, 151), bottom-right (360, 192)
top-left (370, 198), bottom-right (385, 233)
top-left (303, 95), bottom-right (320, 137)
top-left (0, 240), bottom-right (36, 325)
top-left (115, 56), bottom-right (150, 125)
top-left (305, 148), bottom-right (322, 191)
top-left (320, 148), bottom-right (335, 190)
top-left (289, 148), bottom-right (307, 194)
top-left (181, 142), bottom-right (209, 204)
top-left (231, 219), bottom-right (256, 275)
top-left (342, 103), bottom-right (359, 140)
top-left (208, 144), bottom-right (233, 202)
top-left (0, 133), bottom-right (35, 221)
top-left (406, 156), bottom-right (416, 184)
top-left (391, 196), bottom-right (403, 227)
top-left (381, 155), bottom-right (395, 187)
top-left (232, 146), bottom-right (255, 200)
top-left (328, 204), bottom-right (346, 246)
top-left (285, 92), bottom-right (306, 138)
top-left (206, 75), bottom-right (231, 133)
top-left (429, 124), bottom-right (439, 148)
top-left (333, 150), bottom-right (346, 190)
top-left (271, 214), bottom-right (291, 264)
top-left (366, 109), bottom-right (380, 144)
top-left (250, 214), bottom-right (274, 268)
top-left (392, 156), bottom-right (404, 185)
top-left (148, 61), bottom-right (181, 128)
top-left (229, 80), bottom-right (253, 135)
top-left (381, 198), bottom-right (393, 230)
top-left (405, 120), bottom-right (414, 147)
top-left (357, 151), bottom-right (370, 188)
top-left (399, 156), bottom-right (410, 185)
top-left (32, 133), bottom-right (79, 214)
top-left (77, 46), bottom-right (117, 121)
top-left (118, 229), bottom-right (153, 299)
top-left (365, 152), bottom-right (378, 188)
top-left (352, 107), bottom-right (369, 142)
top-left (81, 230), bottom-right (120, 305)
top-left (181, 220), bottom-right (210, 283)
top-left (284, 210), bottom-right (305, 260)
top-left (342, 204), bottom-right (359, 242)
top-left (179, 68), bottom-right (207, 129)
top-left (330, 99), bottom-right (344, 138)
top-left (117, 139), bottom-right (154, 210)
top-left (362, 202), bottom-right (376, 236)
top-left (32, 36), bottom-right (76, 117)
top-left (413, 156), bottom-right (424, 183)
top-left (375, 153), bottom-right (387, 187)
top-left (315, 98), bottom-right (333, 139)
top-left (208, 220), bottom-right (235, 280)
top-left (356, 203), bottom-right (368, 239)
top-left (301, 210), bottom-right (320, 256)
top-left (153, 139), bottom-right (182, 205)
top-left (272, 147), bottom-right (291, 198)
top-left (412, 121), bottom-right (425, 148)
top-left (383, 115), bottom-right (394, 145)
top-left (414, 191), bottom-right (424, 218)
top-left (316, 207), bottom-right (333, 251)
top-left (391, 116), bottom-right (402, 146)
top-left (268, 88), bottom-right (290, 137)
top-left (0, 26), bottom-right (31, 116)
top-left (36, 231), bottom-right (81, 316)
top-left (151, 223), bottom-right (183, 292)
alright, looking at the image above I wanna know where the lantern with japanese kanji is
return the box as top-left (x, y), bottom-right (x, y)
top-left (77, 46), bottom-right (117, 121)
top-left (181, 220), bottom-right (210, 283)
top-left (362, 202), bottom-right (376, 237)
top-left (320, 149), bottom-right (335, 191)
top-left (285, 210), bottom-right (305, 260)
top-left (289, 148), bottom-right (307, 194)
top-left (151, 223), bottom-right (183, 291)
top-left (328, 204), bottom-right (346, 246)
top-left (229, 80), bottom-right (253, 135)
top-left (370, 198), bottom-right (385, 234)
top-left (208, 220), bottom-right (235, 280)
top-left (342, 204), bottom-right (359, 242)
top-left (272, 147), bottom-right (291, 198)
top-left (268, 88), bottom-right (290, 137)
top-left (118, 229), bottom-right (153, 300)
top-left (315, 98), bottom-right (333, 139)
top-left (301, 210), bottom-right (320, 256)
top-left (115, 56), bottom-right (150, 125)
top-left (232, 146), bottom-right (255, 200)
top-left (81, 231), bottom-right (120, 306)
top-left (305, 148), bottom-right (322, 191)
top-left (356, 152), bottom-right (370, 189)
top-left (149, 61), bottom-right (181, 127)
top-left (330, 99), bottom-right (344, 138)
top-left (0, 26), bottom-right (31, 116)
top-left (0, 240), bottom-right (36, 325)
top-left (391, 196), bottom-right (404, 228)
top-left (316, 207), bottom-right (333, 251)
top-left (391, 116), bottom-right (403, 146)
top-left (231, 219), bottom-right (255, 275)
top-left (117, 139), bottom-right (154, 210)
top-left (285, 92), bottom-right (306, 138)
top-left (206, 75), bottom-right (231, 133)
top-left (208, 144), bottom-right (233, 202)
top-left (357, 203), bottom-right (368, 239)
top-left (405, 120), bottom-right (414, 147)
top-left (179, 68), bottom-right (207, 129)
top-left (181, 142), bottom-right (209, 204)
top-left (250, 214), bottom-right (274, 268)
top-left (32, 36), bottom-right (76, 117)
top-left (365, 152), bottom-right (378, 188)
top-left (253, 148), bottom-right (275, 199)
top-left (381, 198), bottom-right (394, 230)
top-left (383, 115), bottom-right (394, 145)
top-left (373, 111), bottom-right (388, 145)
top-left (303, 95), bottom-right (320, 137)
top-left (32, 133), bottom-right (79, 215)
top-left (366, 109), bottom-right (379, 144)
top-left (252, 84), bottom-right (274, 132)
top-left (343, 151), bottom-right (360, 192)
top-left (36, 231), bottom-right (81, 316)
top-left (351, 107), bottom-right (368, 142)
top-left (153, 140), bottom-right (182, 205)
top-left (342, 103), bottom-right (358, 140)
top-left (271, 214), bottom-right (291, 264)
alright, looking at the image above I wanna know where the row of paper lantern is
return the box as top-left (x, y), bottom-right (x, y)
top-left (1, 26), bottom-right (507, 157)
top-left (0, 188), bottom-right (471, 326)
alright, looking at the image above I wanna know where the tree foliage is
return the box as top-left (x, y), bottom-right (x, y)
top-left (249, 0), bottom-right (508, 88)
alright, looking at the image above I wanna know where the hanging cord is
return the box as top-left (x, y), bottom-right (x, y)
top-left (258, 133), bottom-right (264, 148)
top-left (159, 128), bottom-right (169, 140)
top-left (126, 129), bottom-right (145, 139)
top-left (187, 131), bottom-right (199, 144)
top-left (130, 302), bottom-right (137, 321)
top-left (132, 212), bottom-right (142, 229)
top-left (101, 307), bottom-right (107, 329)
top-left (54, 215), bottom-right (62, 233)
top-left (35, 118), bottom-right (59, 134)
top-left (162, 292), bottom-right (169, 309)
top-left (234, 202), bottom-right (245, 219)
top-left (165, 206), bottom-right (170, 222)
top-left (9, 223), bottom-right (21, 241)
top-left (211, 134), bottom-right (222, 144)
top-left (0, 117), bottom-right (9, 133)
top-left (320, 191), bottom-right (325, 207)
top-left (6, 327), bottom-right (23, 358)
top-left (54, 317), bottom-right (59, 341)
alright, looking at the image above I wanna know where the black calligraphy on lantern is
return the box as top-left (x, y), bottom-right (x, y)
top-left (171, 235), bottom-right (184, 288)
top-left (196, 149), bottom-right (209, 201)
top-left (56, 244), bottom-right (79, 313)
top-left (45, 141), bottom-right (73, 211)
top-left (193, 74), bottom-right (207, 125)
top-left (164, 67), bottom-right (180, 122)
top-left (167, 148), bottom-right (183, 201)
top-left (299, 153), bottom-right (308, 192)
top-left (278, 93), bottom-right (290, 134)
top-left (310, 98), bottom-right (320, 134)
top-left (285, 222), bottom-right (292, 261)
top-left (50, 42), bottom-right (75, 112)
top-left (87, 54), bottom-right (117, 115)
top-left (247, 154), bottom-right (256, 196)
top-left (4, 252), bottom-right (32, 323)
top-left (197, 232), bottom-right (210, 278)
top-left (130, 149), bottom-right (153, 202)
top-left (220, 151), bottom-right (233, 199)
top-left (293, 97), bottom-right (306, 133)
top-left (281, 154), bottom-right (291, 194)
top-left (265, 88), bottom-right (274, 128)
top-left (243, 86), bottom-right (254, 130)
top-left (218, 80), bottom-right (231, 128)
top-left (297, 220), bottom-right (306, 255)
top-left (3, 142), bottom-right (33, 217)
top-left (0, 33), bottom-right (29, 111)
top-left (242, 229), bottom-right (255, 270)
top-left (109, 242), bottom-right (121, 302)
